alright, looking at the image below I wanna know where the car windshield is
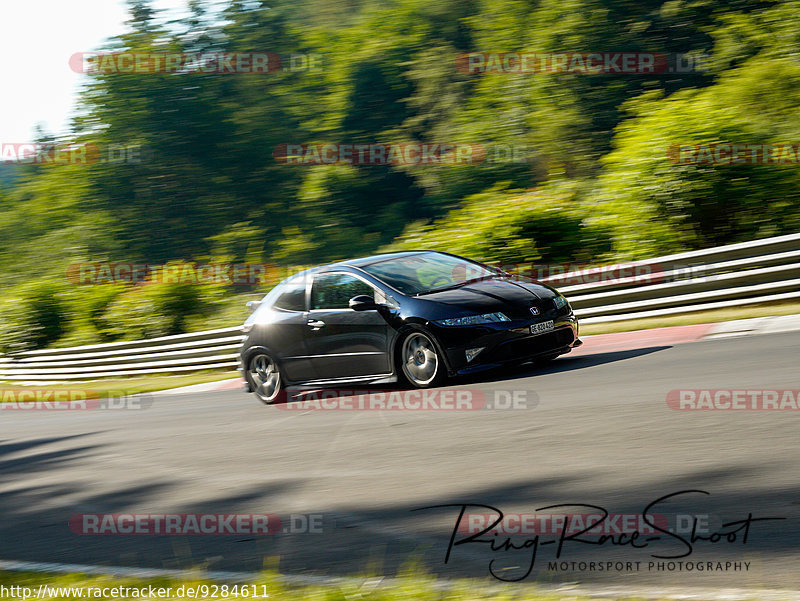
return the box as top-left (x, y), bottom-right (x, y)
top-left (361, 252), bottom-right (499, 295)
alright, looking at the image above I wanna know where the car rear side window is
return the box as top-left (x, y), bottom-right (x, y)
top-left (311, 273), bottom-right (374, 310)
top-left (272, 280), bottom-right (307, 312)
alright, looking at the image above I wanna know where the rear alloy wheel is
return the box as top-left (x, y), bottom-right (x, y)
top-left (247, 352), bottom-right (282, 404)
top-left (399, 331), bottom-right (443, 388)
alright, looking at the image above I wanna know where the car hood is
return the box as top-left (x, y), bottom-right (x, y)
top-left (418, 278), bottom-right (558, 319)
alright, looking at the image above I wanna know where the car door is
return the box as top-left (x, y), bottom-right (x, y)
top-left (264, 276), bottom-right (318, 382)
top-left (304, 272), bottom-right (392, 380)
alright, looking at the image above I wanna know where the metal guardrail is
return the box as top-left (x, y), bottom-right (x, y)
top-left (1, 233), bottom-right (798, 382)
top-left (544, 232), bottom-right (800, 324)
top-left (0, 327), bottom-right (243, 382)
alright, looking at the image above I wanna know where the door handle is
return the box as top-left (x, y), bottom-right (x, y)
top-left (307, 319), bottom-right (326, 329)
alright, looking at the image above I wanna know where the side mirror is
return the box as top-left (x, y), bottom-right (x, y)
top-left (246, 300), bottom-right (262, 314)
top-left (349, 295), bottom-right (377, 311)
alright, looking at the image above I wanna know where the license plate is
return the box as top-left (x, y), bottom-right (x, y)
top-left (530, 320), bottom-right (554, 335)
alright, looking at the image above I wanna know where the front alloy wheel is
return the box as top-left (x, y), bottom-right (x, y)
top-left (400, 331), bottom-right (442, 388)
top-left (248, 353), bottom-right (282, 404)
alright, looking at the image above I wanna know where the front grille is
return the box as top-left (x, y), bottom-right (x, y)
top-left (530, 297), bottom-right (572, 319)
top-left (508, 299), bottom-right (555, 320)
top-left (494, 327), bottom-right (575, 362)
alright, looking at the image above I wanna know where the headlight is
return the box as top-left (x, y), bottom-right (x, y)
top-left (434, 312), bottom-right (511, 326)
top-left (553, 295), bottom-right (569, 310)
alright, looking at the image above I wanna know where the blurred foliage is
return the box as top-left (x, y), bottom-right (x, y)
top-left (387, 179), bottom-right (613, 264)
top-left (97, 282), bottom-right (205, 341)
top-left (593, 55), bottom-right (800, 258)
top-left (1, 0), bottom-right (799, 349)
top-left (0, 282), bottom-right (69, 354)
top-left (0, 566), bottom-right (596, 601)
top-left (94, 262), bottom-right (230, 341)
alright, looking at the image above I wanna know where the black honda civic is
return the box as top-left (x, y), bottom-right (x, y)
top-left (240, 250), bottom-right (580, 403)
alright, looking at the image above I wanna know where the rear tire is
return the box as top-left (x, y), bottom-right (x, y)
top-left (245, 352), bottom-right (283, 404)
top-left (397, 329), bottom-right (446, 389)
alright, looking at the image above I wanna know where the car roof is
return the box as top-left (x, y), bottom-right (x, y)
top-left (278, 250), bottom-right (447, 285)
top-left (325, 250), bottom-right (433, 269)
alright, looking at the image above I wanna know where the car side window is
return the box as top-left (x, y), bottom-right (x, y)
top-left (311, 273), bottom-right (375, 310)
top-left (272, 279), bottom-right (307, 312)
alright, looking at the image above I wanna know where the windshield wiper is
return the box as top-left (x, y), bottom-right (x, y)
top-left (415, 275), bottom-right (496, 296)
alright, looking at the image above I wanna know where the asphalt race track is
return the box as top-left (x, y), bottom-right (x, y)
top-left (2, 331), bottom-right (799, 591)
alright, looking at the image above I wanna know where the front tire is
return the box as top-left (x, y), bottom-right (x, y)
top-left (245, 352), bottom-right (283, 404)
top-left (397, 330), bottom-right (445, 388)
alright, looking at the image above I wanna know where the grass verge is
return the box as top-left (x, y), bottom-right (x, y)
top-left (579, 301), bottom-right (800, 336)
top-left (0, 568), bottom-right (720, 601)
top-left (0, 371), bottom-right (241, 398)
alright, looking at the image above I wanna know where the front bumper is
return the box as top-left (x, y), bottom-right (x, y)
top-left (432, 313), bottom-right (579, 376)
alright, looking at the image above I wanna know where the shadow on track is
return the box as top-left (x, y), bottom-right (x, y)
top-left (459, 345), bottom-right (672, 385)
top-left (265, 346), bottom-right (673, 407)
top-left (2, 438), bottom-right (796, 586)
